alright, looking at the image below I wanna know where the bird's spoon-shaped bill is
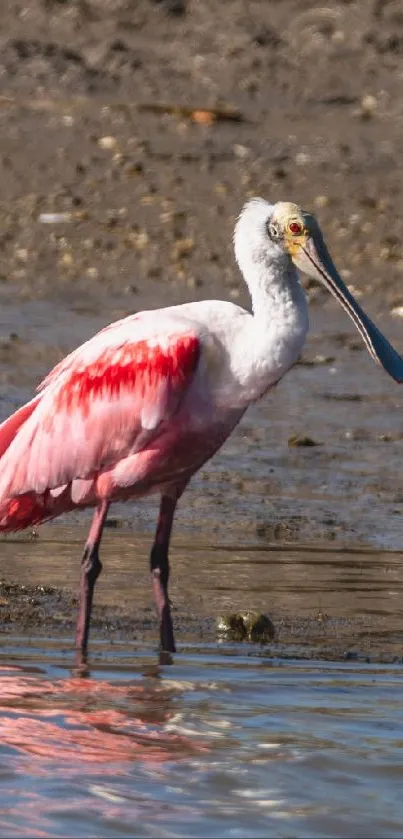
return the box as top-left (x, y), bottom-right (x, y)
top-left (293, 228), bottom-right (403, 383)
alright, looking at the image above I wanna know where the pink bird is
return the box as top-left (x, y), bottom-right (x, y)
top-left (0, 198), bottom-right (402, 655)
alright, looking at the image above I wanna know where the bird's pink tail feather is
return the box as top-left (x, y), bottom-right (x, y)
top-left (0, 493), bottom-right (49, 531)
top-left (0, 489), bottom-right (76, 532)
top-left (0, 396), bottom-right (41, 459)
top-left (0, 394), bottom-right (68, 532)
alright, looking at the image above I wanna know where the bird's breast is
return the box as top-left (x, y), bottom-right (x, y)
top-left (223, 308), bottom-right (308, 406)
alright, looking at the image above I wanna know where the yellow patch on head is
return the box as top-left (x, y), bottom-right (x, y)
top-left (271, 201), bottom-right (312, 256)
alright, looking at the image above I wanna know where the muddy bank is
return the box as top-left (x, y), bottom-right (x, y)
top-left (0, 526), bottom-right (402, 664)
top-left (0, 0), bottom-right (402, 310)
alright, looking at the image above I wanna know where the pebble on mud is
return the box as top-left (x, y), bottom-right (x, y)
top-left (314, 195), bottom-right (329, 208)
top-left (295, 152), bottom-right (311, 166)
top-left (98, 136), bottom-right (118, 150)
top-left (39, 213), bottom-right (73, 224)
top-left (125, 230), bottom-right (149, 250)
top-left (359, 94), bottom-right (378, 119)
top-left (171, 238), bottom-right (195, 261)
top-left (15, 248), bottom-right (29, 263)
top-left (233, 144), bottom-right (249, 159)
top-left (59, 252), bottom-right (74, 268)
top-left (297, 354), bottom-right (335, 367)
top-left (288, 435), bottom-right (321, 447)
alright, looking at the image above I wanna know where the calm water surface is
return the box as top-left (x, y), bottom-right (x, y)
top-left (0, 642), bottom-right (402, 838)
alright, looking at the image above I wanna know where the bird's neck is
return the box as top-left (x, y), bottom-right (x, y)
top-left (238, 254), bottom-right (309, 400)
top-left (248, 253), bottom-right (304, 322)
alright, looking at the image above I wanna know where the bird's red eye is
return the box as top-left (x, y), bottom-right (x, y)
top-left (289, 221), bottom-right (302, 235)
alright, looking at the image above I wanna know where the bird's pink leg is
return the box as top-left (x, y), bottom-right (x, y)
top-left (75, 500), bottom-right (109, 652)
top-left (151, 493), bottom-right (180, 653)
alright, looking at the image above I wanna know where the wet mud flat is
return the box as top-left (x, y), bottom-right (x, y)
top-left (1, 526), bottom-right (403, 665)
top-left (0, 0), bottom-right (403, 312)
top-left (1, 301), bottom-right (403, 666)
top-left (0, 1), bottom-right (402, 667)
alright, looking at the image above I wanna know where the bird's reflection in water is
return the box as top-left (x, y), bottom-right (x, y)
top-left (0, 660), bottom-right (207, 773)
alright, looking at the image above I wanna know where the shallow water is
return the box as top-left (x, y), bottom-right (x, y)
top-left (1, 643), bottom-right (403, 838)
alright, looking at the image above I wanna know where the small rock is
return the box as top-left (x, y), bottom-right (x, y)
top-left (344, 650), bottom-right (359, 661)
top-left (298, 354), bottom-right (335, 367)
top-left (295, 152), bottom-right (311, 166)
top-left (331, 29), bottom-right (345, 44)
top-left (104, 518), bottom-right (123, 529)
top-left (214, 183), bottom-right (228, 196)
top-left (39, 213), bottom-right (73, 224)
top-left (155, 0), bottom-right (186, 15)
top-left (361, 94), bottom-right (377, 113)
top-left (15, 248), bottom-right (28, 263)
top-left (314, 195), bottom-right (329, 208)
top-left (59, 252), bottom-right (73, 267)
top-left (288, 435), bottom-right (321, 447)
top-left (358, 94), bottom-right (378, 120)
top-left (233, 144), bottom-right (249, 159)
top-left (192, 110), bottom-right (215, 125)
top-left (252, 26), bottom-right (281, 48)
top-left (133, 230), bottom-right (149, 250)
top-left (98, 136), bottom-right (118, 150)
top-left (347, 283), bottom-right (363, 298)
top-left (171, 238), bottom-right (195, 260)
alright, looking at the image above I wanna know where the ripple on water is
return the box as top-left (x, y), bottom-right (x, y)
top-left (0, 645), bottom-right (402, 838)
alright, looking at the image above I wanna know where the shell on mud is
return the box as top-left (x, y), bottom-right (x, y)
top-left (241, 612), bottom-right (276, 643)
top-left (217, 612), bottom-right (275, 643)
top-left (216, 613), bottom-right (247, 641)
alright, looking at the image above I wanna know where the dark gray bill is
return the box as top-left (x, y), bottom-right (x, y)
top-left (292, 226), bottom-right (403, 383)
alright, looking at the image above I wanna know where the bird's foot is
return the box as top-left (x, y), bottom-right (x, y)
top-left (159, 650), bottom-right (174, 665)
top-left (160, 604), bottom-right (176, 653)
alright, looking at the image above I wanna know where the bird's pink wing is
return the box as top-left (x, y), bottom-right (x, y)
top-left (0, 323), bottom-right (200, 499)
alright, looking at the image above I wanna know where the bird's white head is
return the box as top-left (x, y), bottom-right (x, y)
top-left (234, 198), bottom-right (280, 275)
top-left (234, 196), bottom-right (403, 383)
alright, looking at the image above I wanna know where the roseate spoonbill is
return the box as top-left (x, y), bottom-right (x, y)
top-left (0, 198), bottom-right (401, 655)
